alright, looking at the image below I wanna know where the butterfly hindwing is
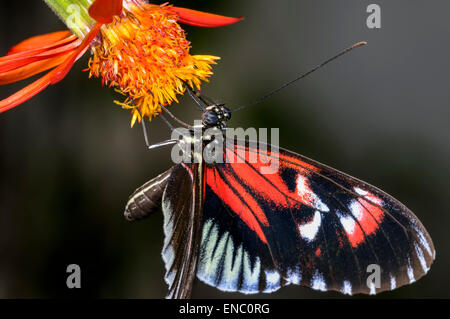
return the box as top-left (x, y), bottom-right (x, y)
top-left (198, 175), bottom-right (287, 294)
top-left (198, 139), bottom-right (435, 295)
top-left (161, 163), bottom-right (204, 299)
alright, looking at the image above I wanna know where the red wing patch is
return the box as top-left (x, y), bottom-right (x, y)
top-left (206, 144), bottom-right (326, 244)
top-left (206, 166), bottom-right (269, 243)
top-left (222, 144), bottom-right (324, 210)
top-left (337, 188), bottom-right (385, 248)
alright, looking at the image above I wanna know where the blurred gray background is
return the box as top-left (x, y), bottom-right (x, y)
top-left (0, 0), bottom-right (449, 298)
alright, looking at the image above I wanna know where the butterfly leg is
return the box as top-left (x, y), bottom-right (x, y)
top-left (140, 115), bottom-right (179, 150)
top-left (160, 104), bottom-right (192, 129)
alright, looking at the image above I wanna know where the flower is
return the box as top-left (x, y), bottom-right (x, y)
top-left (0, 0), bottom-right (242, 126)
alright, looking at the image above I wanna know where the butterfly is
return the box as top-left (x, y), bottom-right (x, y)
top-left (123, 42), bottom-right (435, 298)
top-left (124, 100), bottom-right (435, 299)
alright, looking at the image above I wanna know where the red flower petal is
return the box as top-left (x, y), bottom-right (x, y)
top-left (8, 31), bottom-right (74, 55)
top-left (0, 38), bottom-right (81, 74)
top-left (1, 32), bottom-right (78, 66)
top-left (169, 6), bottom-right (243, 27)
top-left (49, 23), bottom-right (102, 84)
top-left (0, 71), bottom-right (53, 113)
top-left (0, 23), bottom-right (102, 113)
top-left (88, 0), bottom-right (123, 24)
top-left (0, 53), bottom-right (71, 85)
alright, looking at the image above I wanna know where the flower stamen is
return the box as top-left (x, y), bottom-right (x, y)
top-left (88, 2), bottom-right (220, 126)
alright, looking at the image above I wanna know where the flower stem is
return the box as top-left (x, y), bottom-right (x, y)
top-left (43, 0), bottom-right (96, 38)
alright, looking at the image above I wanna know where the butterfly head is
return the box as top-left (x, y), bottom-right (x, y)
top-left (202, 104), bottom-right (231, 129)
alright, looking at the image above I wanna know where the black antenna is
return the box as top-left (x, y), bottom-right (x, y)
top-left (232, 41), bottom-right (367, 112)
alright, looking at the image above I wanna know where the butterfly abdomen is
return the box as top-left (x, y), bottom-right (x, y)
top-left (124, 169), bottom-right (173, 221)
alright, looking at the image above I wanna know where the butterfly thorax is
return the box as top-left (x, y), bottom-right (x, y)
top-left (201, 104), bottom-right (231, 129)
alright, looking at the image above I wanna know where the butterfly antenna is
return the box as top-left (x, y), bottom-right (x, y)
top-left (232, 41), bottom-right (367, 112)
top-left (185, 84), bottom-right (206, 111)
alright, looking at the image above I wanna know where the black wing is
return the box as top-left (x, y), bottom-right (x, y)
top-left (161, 163), bottom-right (204, 299)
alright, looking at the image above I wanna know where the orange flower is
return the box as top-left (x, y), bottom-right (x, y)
top-left (0, 0), bottom-right (242, 125)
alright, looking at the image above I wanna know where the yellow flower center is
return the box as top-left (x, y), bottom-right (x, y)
top-left (87, 1), bottom-right (219, 126)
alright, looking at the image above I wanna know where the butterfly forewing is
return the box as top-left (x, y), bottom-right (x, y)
top-left (197, 139), bottom-right (435, 295)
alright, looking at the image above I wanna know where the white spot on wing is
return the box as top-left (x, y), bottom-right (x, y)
top-left (414, 243), bottom-right (429, 273)
top-left (197, 220), bottom-right (229, 285)
top-left (342, 281), bottom-right (352, 295)
top-left (198, 220), bottom-right (263, 294)
top-left (299, 211), bottom-right (322, 242)
top-left (339, 214), bottom-right (356, 235)
top-left (296, 175), bottom-right (329, 212)
top-left (390, 275), bottom-right (396, 290)
top-left (314, 199), bottom-right (329, 212)
top-left (369, 282), bottom-right (376, 295)
top-left (218, 239), bottom-right (243, 292)
top-left (264, 270), bottom-right (281, 293)
top-left (162, 245), bottom-right (175, 285)
top-left (165, 269), bottom-right (175, 287)
top-left (413, 225), bottom-right (433, 258)
top-left (162, 193), bottom-right (177, 287)
top-left (162, 197), bottom-right (173, 236)
top-left (241, 252), bottom-right (261, 293)
top-left (407, 261), bottom-right (415, 283)
top-left (354, 187), bottom-right (382, 205)
top-left (354, 187), bottom-right (368, 196)
top-left (286, 267), bottom-right (302, 285)
top-left (311, 270), bottom-right (327, 291)
top-left (349, 200), bottom-right (364, 220)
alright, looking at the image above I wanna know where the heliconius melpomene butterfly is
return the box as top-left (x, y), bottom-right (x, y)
top-left (123, 44), bottom-right (435, 299)
top-left (124, 103), bottom-right (435, 299)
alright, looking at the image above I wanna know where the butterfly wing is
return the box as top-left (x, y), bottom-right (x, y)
top-left (161, 163), bottom-right (204, 299)
top-left (197, 139), bottom-right (435, 295)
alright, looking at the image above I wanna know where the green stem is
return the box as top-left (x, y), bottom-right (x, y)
top-left (43, 0), bottom-right (96, 38)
